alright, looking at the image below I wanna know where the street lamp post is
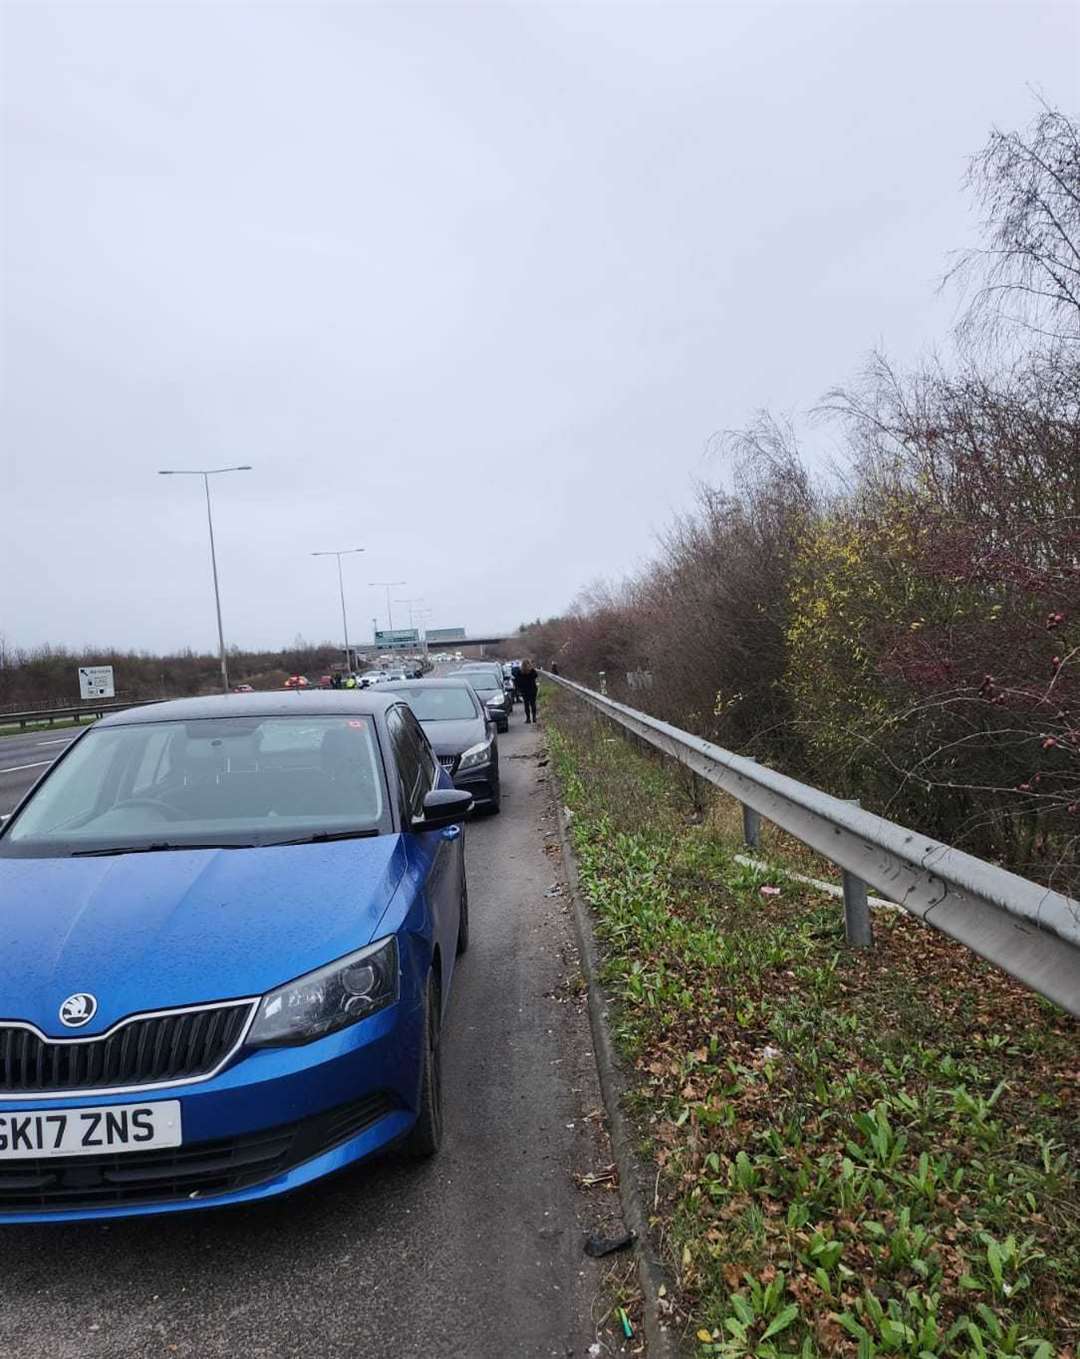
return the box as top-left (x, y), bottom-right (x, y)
top-left (394, 597), bottom-right (425, 631)
top-left (312, 548), bottom-right (365, 673)
top-left (396, 597), bottom-right (426, 663)
top-left (369, 581), bottom-right (406, 634)
top-left (413, 607), bottom-right (434, 661)
top-left (158, 465), bottom-right (252, 693)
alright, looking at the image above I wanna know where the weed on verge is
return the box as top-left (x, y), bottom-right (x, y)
top-left (546, 689), bottom-right (1079, 1358)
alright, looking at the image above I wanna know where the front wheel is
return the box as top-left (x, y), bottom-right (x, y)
top-left (406, 972), bottom-right (443, 1158)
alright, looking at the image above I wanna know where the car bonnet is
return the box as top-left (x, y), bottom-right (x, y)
top-left (0, 836), bottom-right (408, 1037)
top-left (419, 716), bottom-right (487, 756)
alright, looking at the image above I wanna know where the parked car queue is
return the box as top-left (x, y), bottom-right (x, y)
top-left (0, 668), bottom-right (536, 1223)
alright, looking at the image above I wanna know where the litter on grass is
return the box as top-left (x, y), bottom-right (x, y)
top-left (583, 1229), bottom-right (636, 1258)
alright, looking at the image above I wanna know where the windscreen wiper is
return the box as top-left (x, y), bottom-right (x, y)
top-left (72, 842), bottom-right (256, 857)
top-left (268, 829), bottom-right (380, 846)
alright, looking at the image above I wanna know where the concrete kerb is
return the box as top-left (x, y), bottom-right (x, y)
top-left (550, 792), bottom-right (681, 1359)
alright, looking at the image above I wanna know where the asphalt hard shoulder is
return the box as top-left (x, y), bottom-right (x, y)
top-left (0, 720), bottom-right (630, 1359)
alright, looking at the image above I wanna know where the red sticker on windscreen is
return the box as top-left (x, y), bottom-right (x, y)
top-left (346, 720), bottom-right (367, 729)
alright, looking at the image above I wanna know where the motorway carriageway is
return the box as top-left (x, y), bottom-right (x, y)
top-left (0, 729), bottom-right (78, 819)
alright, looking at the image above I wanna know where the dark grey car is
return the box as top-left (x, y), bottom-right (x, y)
top-left (453, 665), bottom-right (512, 732)
top-left (381, 678), bottom-right (501, 813)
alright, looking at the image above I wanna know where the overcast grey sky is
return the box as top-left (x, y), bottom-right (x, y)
top-left (1, 1), bottom-right (1075, 655)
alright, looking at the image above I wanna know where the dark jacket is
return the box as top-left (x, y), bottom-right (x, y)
top-left (516, 667), bottom-right (538, 699)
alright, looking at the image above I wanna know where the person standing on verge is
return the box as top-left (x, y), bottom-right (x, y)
top-left (518, 659), bottom-right (539, 724)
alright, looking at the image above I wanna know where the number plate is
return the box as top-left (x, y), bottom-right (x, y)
top-left (0, 1101), bottom-right (181, 1159)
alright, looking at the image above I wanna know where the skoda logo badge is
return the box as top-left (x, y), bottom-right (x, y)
top-left (59, 993), bottom-right (97, 1028)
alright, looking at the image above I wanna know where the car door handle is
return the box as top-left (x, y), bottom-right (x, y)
top-left (442, 824), bottom-right (462, 840)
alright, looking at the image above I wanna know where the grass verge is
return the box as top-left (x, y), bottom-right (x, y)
top-left (544, 686), bottom-right (1079, 1359)
top-left (0, 717), bottom-right (94, 739)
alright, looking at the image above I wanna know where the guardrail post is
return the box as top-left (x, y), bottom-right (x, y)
top-left (740, 758), bottom-right (761, 848)
top-left (841, 799), bottom-right (873, 948)
top-left (598, 671), bottom-right (608, 696)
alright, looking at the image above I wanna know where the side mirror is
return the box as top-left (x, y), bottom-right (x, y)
top-left (419, 787), bottom-right (473, 829)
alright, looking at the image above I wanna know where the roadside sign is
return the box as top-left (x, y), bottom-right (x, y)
top-left (374, 628), bottom-right (419, 651)
top-left (78, 665), bottom-right (115, 699)
top-left (427, 626), bottom-right (467, 642)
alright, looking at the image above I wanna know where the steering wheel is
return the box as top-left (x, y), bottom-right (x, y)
top-left (112, 797), bottom-right (179, 819)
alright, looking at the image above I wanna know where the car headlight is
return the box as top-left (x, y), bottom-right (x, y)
top-left (485, 694), bottom-right (505, 708)
top-left (458, 738), bottom-right (493, 771)
top-left (247, 937), bottom-right (399, 1048)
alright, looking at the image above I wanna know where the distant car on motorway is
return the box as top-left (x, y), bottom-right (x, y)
top-left (457, 662), bottom-right (502, 678)
top-left (501, 662), bottom-right (521, 704)
top-left (382, 678), bottom-right (500, 813)
top-left (458, 662), bottom-right (508, 693)
top-left (233, 683), bottom-right (254, 693)
top-left (283, 675), bottom-right (310, 689)
top-left (0, 690), bottom-right (473, 1222)
top-left (358, 671), bottom-right (385, 689)
top-left (453, 666), bottom-right (511, 732)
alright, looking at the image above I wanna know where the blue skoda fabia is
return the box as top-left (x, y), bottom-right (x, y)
top-left (0, 691), bottom-right (473, 1222)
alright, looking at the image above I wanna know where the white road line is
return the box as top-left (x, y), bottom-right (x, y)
top-left (0, 761), bottom-right (51, 774)
top-left (34, 738), bottom-right (72, 747)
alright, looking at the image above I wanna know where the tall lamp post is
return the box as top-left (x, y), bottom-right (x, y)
top-left (312, 548), bottom-right (365, 673)
top-left (369, 580), bottom-right (406, 634)
top-left (394, 596), bottom-right (425, 631)
top-left (413, 606), bottom-right (434, 661)
top-left (396, 596), bottom-right (426, 663)
top-left (158, 465), bottom-right (252, 693)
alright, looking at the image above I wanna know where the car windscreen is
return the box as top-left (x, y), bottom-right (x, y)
top-left (389, 686), bottom-right (480, 720)
top-left (0, 715), bottom-right (389, 858)
top-left (464, 675), bottom-right (501, 694)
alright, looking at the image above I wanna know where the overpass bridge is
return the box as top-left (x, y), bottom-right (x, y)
top-left (450, 635), bottom-right (510, 652)
top-left (354, 635), bottom-right (511, 658)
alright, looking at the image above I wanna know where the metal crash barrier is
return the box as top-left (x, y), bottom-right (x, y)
top-left (1, 699), bottom-right (159, 730)
top-left (543, 672), bottom-right (1080, 1019)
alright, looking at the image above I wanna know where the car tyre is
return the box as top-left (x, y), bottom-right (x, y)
top-left (456, 863), bottom-right (470, 954)
top-left (498, 717), bottom-right (509, 733)
top-left (406, 972), bottom-right (443, 1159)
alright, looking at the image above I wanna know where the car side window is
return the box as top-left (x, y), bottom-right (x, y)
top-left (386, 706), bottom-right (424, 821)
top-left (400, 706), bottom-right (437, 789)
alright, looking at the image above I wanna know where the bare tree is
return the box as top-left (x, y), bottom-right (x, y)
top-left (947, 100), bottom-right (1080, 348)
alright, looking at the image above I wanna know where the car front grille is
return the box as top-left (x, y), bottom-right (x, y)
top-left (0, 1002), bottom-right (255, 1095)
top-left (438, 754), bottom-right (458, 773)
top-left (0, 1092), bottom-right (399, 1212)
